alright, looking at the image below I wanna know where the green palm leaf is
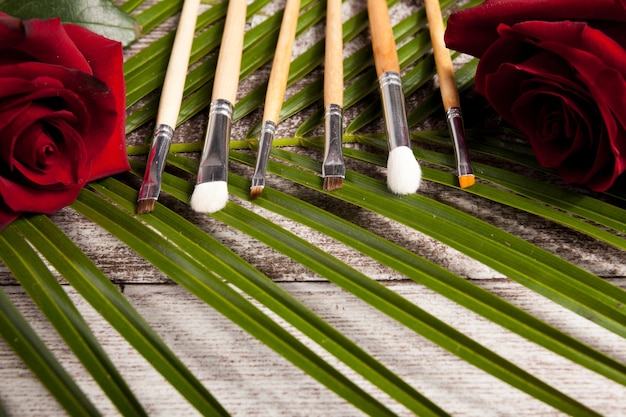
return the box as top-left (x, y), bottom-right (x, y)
top-left (168, 150), bottom-right (626, 388)
top-left (10, 215), bottom-right (230, 416)
top-left (0, 283), bottom-right (101, 416)
top-left (1, 0), bottom-right (625, 415)
top-left (0, 224), bottom-right (147, 417)
top-left (89, 177), bottom-right (446, 416)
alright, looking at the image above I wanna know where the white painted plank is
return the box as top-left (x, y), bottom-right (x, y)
top-left (1, 280), bottom-right (625, 416)
top-left (1, 1), bottom-right (625, 416)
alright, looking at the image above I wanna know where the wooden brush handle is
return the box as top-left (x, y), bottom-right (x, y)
top-left (212, 0), bottom-right (247, 104)
top-left (367, 0), bottom-right (400, 76)
top-left (263, 0), bottom-right (302, 124)
top-left (424, 0), bottom-right (460, 110)
top-left (324, 0), bottom-right (343, 107)
top-left (156, 0), bottom-right (202, 127)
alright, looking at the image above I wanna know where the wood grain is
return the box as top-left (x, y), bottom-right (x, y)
top-left (324, 0), bottom-right (343, 107)
top-left (156, 0), bottom-right (201, 127)
top-left (211, 0), bottom-right (247, 103)
top-left (1, 1), bottom-right (625, 416)
top-left (424, 0), bottom-right (460, 109)
top-left (263, 0), bottom-right (301, 124)
top-left (367, 0), bottom-right (400, 76)
top-left (2, 282), bottom-right (626, 416)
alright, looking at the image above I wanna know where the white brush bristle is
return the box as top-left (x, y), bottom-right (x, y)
top-left (386, 146), bottom-right (421, 195)
top-left (189, 181), bottom-right (228, 213)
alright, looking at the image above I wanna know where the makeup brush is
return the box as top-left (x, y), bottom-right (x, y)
top-left (424, 0), bottom-right (474, 188)
top-left (321, 0), bottom-right (345, 191)
top-left (189, 0), bottom-right (247, 213)
top-left (249, 0), bottom-right (301, 199)
top-left (137, 0), bottom-right (201, 214)
top-left (367, 0), bottom-right (421, 195)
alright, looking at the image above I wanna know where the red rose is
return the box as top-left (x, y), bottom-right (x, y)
top-left (445, 0), bottom-right (626, 191)
top-left (0, 13), bottom-right (129, 230)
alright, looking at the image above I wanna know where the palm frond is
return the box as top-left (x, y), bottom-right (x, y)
top-left (1, 0), bottom-right (625, 415)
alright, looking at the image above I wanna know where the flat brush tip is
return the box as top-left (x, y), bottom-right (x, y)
top-left (249, 186), bottom-right (264, 200)
top-left (136, 199), bottom-right (156, 214)
top-left (190, 181), bottom-right (228, 213)
top-left (386, 146), bottom-right (421, 195)
top-left (458, 174), bottom-right (475, 189)
top-left (323, 176), bottom-right (344, 191)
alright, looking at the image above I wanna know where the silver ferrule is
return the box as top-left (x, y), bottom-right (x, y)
top-left (322, 104), bottom-right (345, 177)
top-left (446, 107), bottom-right (473, 177)
top-left (251, 120), bottom-right (276, 188)
top-left (197, 99), bottom-right (233, 184)
top-left (379, 71), bottom-right (411, 151)
top-left (138, 124), bottom-right (174, 200)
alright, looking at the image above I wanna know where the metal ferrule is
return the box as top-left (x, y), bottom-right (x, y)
top-left (138, 124), bottom-right (174, 200)
top-left (446, 107), bottom-right (473, 177)
top-left (197, 99), bottom-right (233, 184)
top-left (379, 71), bottom-right (411, 150)
top-left (322, 104), bottom-right (345, 177)
top-left (251, 120), bottom-right (276, 188)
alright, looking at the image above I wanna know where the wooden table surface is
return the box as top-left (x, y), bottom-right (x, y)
top-left (1, 0), bottom-right (625, 416)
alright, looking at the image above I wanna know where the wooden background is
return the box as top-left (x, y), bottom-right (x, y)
top-left (1, 0), bottom-right (625, 415)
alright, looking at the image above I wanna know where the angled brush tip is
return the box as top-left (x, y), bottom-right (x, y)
top-left (386, 146), bottom-right (421, 195)
top-left (190, 181), bottom-right (229, 213)
top-left (458, 174), bottom-right (475, 189)
top-left (136, 199), bottom-right (156, 215)
top-left (323, 176), bottom-right (344, 192)
top-left (249, 186), bottom-right (264, 200)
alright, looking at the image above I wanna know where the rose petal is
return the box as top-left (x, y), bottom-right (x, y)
top-left (63, 23), bottom-right (125, 104)
top-left (0, 102), bottom-right (24, 162)
top-left (475, 24), bottom-right (584, 96)
top-left (444, 0), bottom-right (626, 58)
top-left (63, 24), bottom-right (129, 180)
top-left (0, 75), bottom-right (90, 138)
top-left (513, 88), bottom-right (595, 167)
top-left (0, 209), bottom-right (19, 231)
top-left (511, 21), bottom-right (626, 190)
top-left (1, 104), bottom-right (86, 185)
top-left (0, 174), bottom-right (82, 214)
top-left (2, 16), bottom-right (92, 73)
top-left (0, 62), bottom-right (118, 157)
top-left (12, 120), bottom-right (87, 187)
top-left (0, 14), bottom-right (128, 229)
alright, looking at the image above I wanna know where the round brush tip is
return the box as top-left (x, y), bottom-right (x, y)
top-left (386, 146), bottom-right (421, 195)
top-left (189, 181), bottom-right (229, 213)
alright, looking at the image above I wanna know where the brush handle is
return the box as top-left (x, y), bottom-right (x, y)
top-left (324, 0), bottom-right (343, 107)
top-left (367, 0), bottom-right (399, 76)
top-left (424, 0), bottom-right (459, 110)
top-left (263, 0), bottom-right (301, 124)
top-left (156, 0), bottom-right (201, 127)
top-left (212, 0), bottom-right (247, 103)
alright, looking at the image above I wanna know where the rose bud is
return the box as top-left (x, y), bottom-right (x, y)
top-left (0, 13), bottom-right (129, 230)
top-left (444, 0), bottom-right (626, 192)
